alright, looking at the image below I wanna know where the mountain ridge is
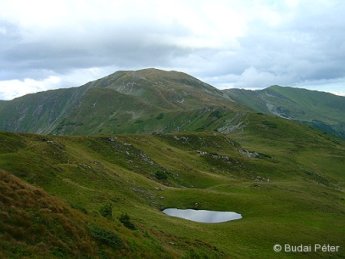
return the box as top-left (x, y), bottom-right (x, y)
top-left (1, 69), bottom-right (344, 139)
top-left (0, 69), bottom-right (244, 135)
top-left (224, 85), bottom-right (345, 138)
top-left (1, 69), bottom-right (345, 258)
top-left (1, 114), bottom-right (344, 257)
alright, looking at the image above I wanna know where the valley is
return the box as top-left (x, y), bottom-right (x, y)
top-left (0, 69), bottom-right (344, 258)
top-left (1, 112), bottom-right (344, 258)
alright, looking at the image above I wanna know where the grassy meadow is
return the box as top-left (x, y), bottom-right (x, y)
top-left (0, 113), bottom-right (344, 258)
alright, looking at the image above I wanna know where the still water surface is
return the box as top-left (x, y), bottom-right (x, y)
top-left (163, 208), bottom-right (242, 223)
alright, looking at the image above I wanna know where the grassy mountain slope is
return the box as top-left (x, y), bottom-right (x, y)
top-left (0, 170), bottom-right (98, 258)
top-left (92, 68), bottom-right (231, 110)
top-left (0, 69), bottom-right (243, 136)
top-left (224, 86), bottom-right (345, 138)
top-left (1, 113), bottom-right (344, 258)
top-left (0, 87), bottom-right (88, 134)
top-left (1, 71), bottom-right (344, 139)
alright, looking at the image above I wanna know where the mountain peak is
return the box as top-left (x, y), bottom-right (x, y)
top-left (266, 85), bottom-right (284, 90)
top-left (109, 68), bottom-right (200, 82)
top-left (95, 68), bottom-right (221, 99)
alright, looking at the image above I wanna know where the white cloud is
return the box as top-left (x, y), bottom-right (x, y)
top-left (294, 77), bottom-right (345, 97)
top-left (0, 76), bottom-right (62, 100)
top-left (201, 66), bottom-right (292, 89)
top-left (0, 0), bottom-right (248, 48)
top-left (0, 66), bottom-right (122, 100)
top-left (0, 0), bottom-right (345, 98)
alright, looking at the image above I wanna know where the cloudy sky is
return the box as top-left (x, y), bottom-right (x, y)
top-left (0, 0), bottom-right (345, 100)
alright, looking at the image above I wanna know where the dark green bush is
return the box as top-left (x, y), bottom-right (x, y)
top-left (88, 225), bottom-right (122, 248)
top-left (71, 203), bottom-right (88, 214)
top-left (119, 213), bottom-right (136, 230)
top-left (209, 110), bottom-right (223, 119)
top-left (99, 203), bottom-right (112, 218)
top-left (156, 113), bottom-right (164, 120)
top-left (262, 120), bottom-right (278, 128)
top-left (154, 171), bottom-right (167, 180)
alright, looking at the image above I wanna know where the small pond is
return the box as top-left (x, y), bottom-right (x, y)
top-left (162, 208), bottom-right (242, 223)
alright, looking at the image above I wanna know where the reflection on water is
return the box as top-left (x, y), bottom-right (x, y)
top-left (162, 208), bottom-right (242, 223)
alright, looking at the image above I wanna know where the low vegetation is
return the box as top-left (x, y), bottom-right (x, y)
top-left (0, 113), bottom-right (344, 258)
top-left (119, 213), bottom-right (136, 230)
top-left (99, 202), bottom-right (113, 219)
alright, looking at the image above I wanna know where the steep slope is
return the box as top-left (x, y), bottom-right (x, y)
top-left (1, 73), bottom-right (344, 138)
top-left (224, 86), bottom-right (345, 138)
top-left (0, 86), bottom-right (89, 134)
top-left (0, 170), bottom-right (98, 258)
top-left (0, 69), bottom-right (244, 135)
top-left (0, 113), bottom-right (344, 258)
top-left (92, 68), bottom-right (231, 109)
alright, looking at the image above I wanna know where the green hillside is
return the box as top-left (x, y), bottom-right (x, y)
top-left (0, 87), bottom-right (88, 134)
top-left (0, 69), bottom-right (242, 136)
top-left (224, 86), bottom-right (345, 138)
top-left (0, 69), bottom-right (345, 258)
top-left (94, 68), bottom-right (229, 109)
top-left (1, 112), bottom-right (344, 258)
top-left (1, 70), bottom-right (344, 139)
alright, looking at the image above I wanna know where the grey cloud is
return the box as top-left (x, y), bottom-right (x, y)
top-left (1, 0), bottom-right (345, 96)
top-left (202, 2), bottom-right (345, 89)
top-left (0, 21), bottom-right (192, 80)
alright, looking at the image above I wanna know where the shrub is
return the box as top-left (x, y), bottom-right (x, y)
top-left (119, 213), bottom-right (136, 230)
top-left (154, 171), bottom-right (167, 180)
top-left (156, 113), bottom-right (164, 120)
top-left (88, 225), bottom-right (122, 248)
top-left (52, 247), bottom-right (66, 257)
top-left (262, 120), bottom-right (278, 128)
top-left (210, 110), bottom-right (222, 119)
top-left (71, 204), bottom-right (88, 214)
top-left (99, 203), bottom-right (112, 219)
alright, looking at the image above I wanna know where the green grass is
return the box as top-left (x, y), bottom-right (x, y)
top-left (1, 69), bottom-right (344, 257)
top-left (224, 85), bottom-right (345, 139)
top-left (0, 69), bottom-right (242, 136)
top-left (0, 113), bottom-right (344, 258)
